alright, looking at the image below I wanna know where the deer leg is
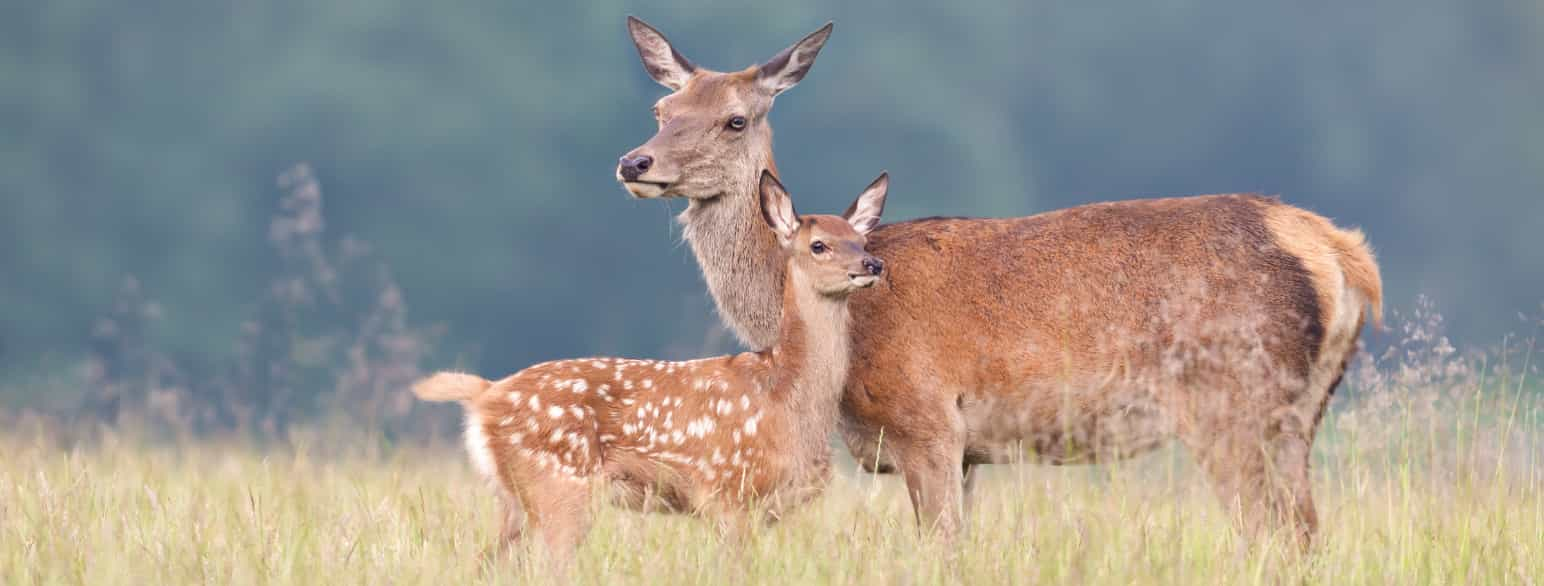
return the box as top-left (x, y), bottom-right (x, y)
top-left (896, 430), bottom-right (967, 540)
top-left (1185, 424), bottom-right (1268, 541)
top-left (519, 474), bottom-right (593, 572)
top-left (498, 488), bottom-right (526, 545)
top-left (961, 461), bottom-right (981, 521)
top-left (706, 502), bottom-right (755, 546)
top-left (1268, 426), bottom-right (1318, 550)
top-left (481, 487), bottom-right (527, 563)
top-left (1184, 414), bottom-right (1316, 550)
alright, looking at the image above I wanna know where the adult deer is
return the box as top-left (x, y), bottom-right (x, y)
top-left (415, 171), bottom-right (889, 564)
top-left (616, 17), bottom-right (1382, 546)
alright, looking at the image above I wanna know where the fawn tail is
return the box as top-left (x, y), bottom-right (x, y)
top-left (411, 371), bottom-right (492, 403)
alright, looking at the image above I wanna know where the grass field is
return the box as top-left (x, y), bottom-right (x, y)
top-left (3, 339), bottom-right (1541, 584)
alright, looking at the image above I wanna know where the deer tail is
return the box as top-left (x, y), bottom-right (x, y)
top-left (411, 371), bottom-right (492, 403)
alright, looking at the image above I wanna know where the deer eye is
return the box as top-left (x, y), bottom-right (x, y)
top-left (810, 241), bottom-right (827, 254)
top-left (727, 115), bottom-right (748, 130)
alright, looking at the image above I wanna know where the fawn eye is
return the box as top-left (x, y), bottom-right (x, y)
top-left (810, 241), bottom-right (827, 254)
top-left (727, 115), bottom-right (748, 130)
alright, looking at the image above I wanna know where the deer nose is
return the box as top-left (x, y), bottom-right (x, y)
top-left (863, 257), bottom-right (884, 276)
top-left (618, 154), bottom-right (653, 181)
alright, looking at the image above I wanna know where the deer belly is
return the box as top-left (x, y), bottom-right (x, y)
top-left (961, 387), bottom-right (1174, 465)
top-left (600, 450), bottom-right (698, 513)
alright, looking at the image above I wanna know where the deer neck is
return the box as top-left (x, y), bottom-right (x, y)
top-left (679, 144), bottom-right (786, 350)
top-left (768, 266), bottom-right (851, 461)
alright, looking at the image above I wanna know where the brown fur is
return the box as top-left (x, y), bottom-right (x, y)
top-left (617, 20), bottom-right (1383, 547)
top-left (413, 176), bottom-right (885, 566)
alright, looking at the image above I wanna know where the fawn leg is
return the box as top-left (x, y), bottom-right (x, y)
top-left (520, 474), bottom-right (593, 572)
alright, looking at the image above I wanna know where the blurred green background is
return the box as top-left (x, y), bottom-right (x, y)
top-left (2, 1), bottom-right (1541, 422)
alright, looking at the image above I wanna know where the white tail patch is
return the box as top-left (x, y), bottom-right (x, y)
top-left (463, 413), bottom-right (498, 483)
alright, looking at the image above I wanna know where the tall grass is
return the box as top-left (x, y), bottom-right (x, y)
top-left (3, 314), bottom-right (1539, 585)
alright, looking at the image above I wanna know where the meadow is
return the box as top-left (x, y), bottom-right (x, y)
top-left (2, 316), bottom-right (1540, 585)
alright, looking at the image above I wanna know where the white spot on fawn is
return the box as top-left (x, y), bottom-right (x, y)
top-left (687, 417), bottom-right (716, 438)
top-left (547, 405), bottom-right (565, 419)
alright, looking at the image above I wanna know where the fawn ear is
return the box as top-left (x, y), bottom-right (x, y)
top-left (842, 172), bottom-right (888, 235)
top-left (758, 170), bottom-right (800, 243)
top-left (627, 16), bottom-right (695, 90)
top-left (757, 22), bottom-right (833, 95)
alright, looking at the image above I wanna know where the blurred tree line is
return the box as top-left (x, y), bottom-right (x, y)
top-left (1, 0), bottom-right (1541, 424)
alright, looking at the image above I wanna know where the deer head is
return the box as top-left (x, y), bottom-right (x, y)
top-left (617, 17), bottom-right (833, 200)
top-left (757, 170), bottom-right (887, 296)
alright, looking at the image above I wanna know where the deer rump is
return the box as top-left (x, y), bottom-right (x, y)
top-left (838, 193), bottom-right (1380, 469)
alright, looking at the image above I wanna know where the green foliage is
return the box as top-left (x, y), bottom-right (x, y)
top-left (2, 0), bottom-right (1542, 411)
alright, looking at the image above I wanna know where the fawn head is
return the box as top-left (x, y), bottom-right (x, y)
top-left (618, 17), bottom-right (833, 200)
top-left (758, 170), bottom-right (887, 296)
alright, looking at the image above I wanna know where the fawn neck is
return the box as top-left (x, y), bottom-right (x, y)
top-left (767, 263), bottom-right (851, 461)
top-left (680, 147), bottom-right (787, 350)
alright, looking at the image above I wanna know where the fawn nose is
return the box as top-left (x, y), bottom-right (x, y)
top-left (863, 257), bottom-right (884, 276)
top-left (618, 154), bottom-right (653, 181)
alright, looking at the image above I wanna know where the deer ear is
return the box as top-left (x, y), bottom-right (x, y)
top-left (757, 22), bottom-right (833, 95)
top-left (843, 172), bottom-right (888, 235)
top-left (627, 16), bottom-right (695, 90)
top-left (758, 170), bottom-right (800, 242)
